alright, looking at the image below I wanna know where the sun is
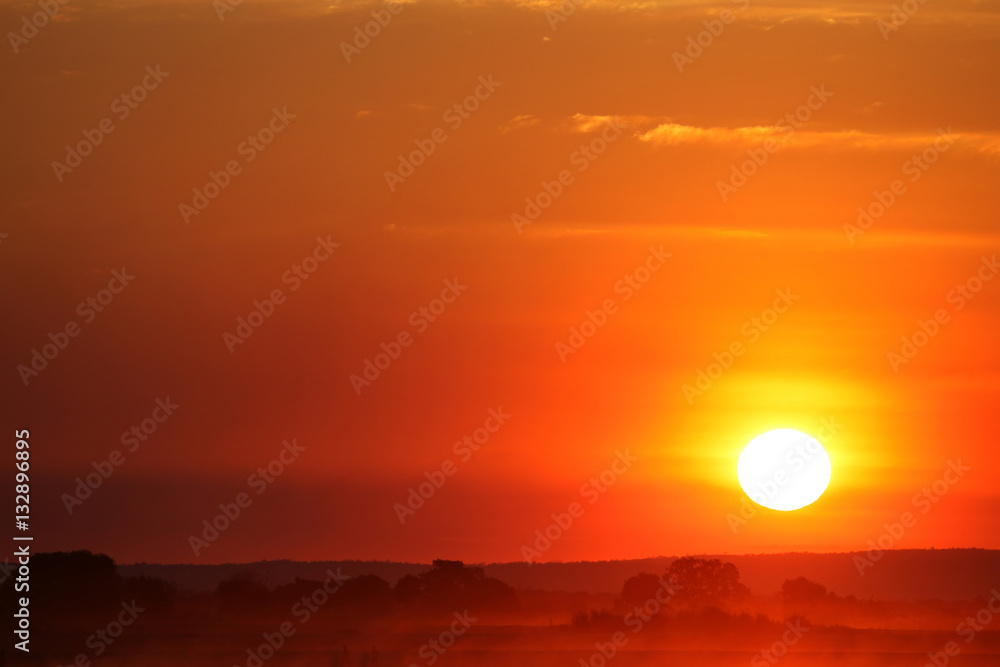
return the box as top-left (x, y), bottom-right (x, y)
top-left (737, 429), bottom-right (832, 511)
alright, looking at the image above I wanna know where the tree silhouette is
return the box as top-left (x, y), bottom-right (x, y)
top-left (0, 551), bottom-right (122, 619)
top-left (392, 560), bottom-right (517, 613)
top-left (665, 557), bottom-right (748, 607)
top-left (0, 551), bottom-right (174, 648)
top-left (621, 572), bottom-right (666, 608)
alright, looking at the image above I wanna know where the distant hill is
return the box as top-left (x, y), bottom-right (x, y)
top-left (120, 549), bottom-right (1000, 601)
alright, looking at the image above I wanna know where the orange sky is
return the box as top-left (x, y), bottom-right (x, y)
top-left (2, 0), bottom-right (999, 564)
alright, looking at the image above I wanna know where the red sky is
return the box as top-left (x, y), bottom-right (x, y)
top-left (2, 0), bottom-right (999, 564)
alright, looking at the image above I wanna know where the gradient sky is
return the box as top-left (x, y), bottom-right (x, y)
top-left (2, 0), bottom-right (999, 564)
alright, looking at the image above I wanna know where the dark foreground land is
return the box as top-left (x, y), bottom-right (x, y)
top-left (6, 551), bottom-right (1000, 666)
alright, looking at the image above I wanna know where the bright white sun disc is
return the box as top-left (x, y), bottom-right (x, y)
top-left (737, 429), bottom-right (831, 511)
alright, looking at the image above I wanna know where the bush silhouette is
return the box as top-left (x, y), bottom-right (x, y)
top-left (781, 577), bottom-right (828, 603)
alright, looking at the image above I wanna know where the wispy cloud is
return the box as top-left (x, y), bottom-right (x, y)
top-left (634, 122), bottom-right (1000, 155)
top-left (637, 123), bottom-right (782, 145)
top-left (569, 113), bottom-right (662, 133)
top-left (500, 114), bottom-right (541, 133)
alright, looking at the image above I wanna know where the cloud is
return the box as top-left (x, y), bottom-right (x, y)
top-left (499, 114), bottom-right (541, 133)
top-left (570, 113), bottom-right (621, 132)
top-left (637, 122), bottom-right (783, 145)
top-left (569, 113), bottom-right (662, 133)
top-left (634, 122), bottom-right (1000, 156)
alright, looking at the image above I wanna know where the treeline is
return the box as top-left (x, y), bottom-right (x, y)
top-left (215, 558), bottom-right (519, 616)
top-left (0, 552), bottom-right (519, 623)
